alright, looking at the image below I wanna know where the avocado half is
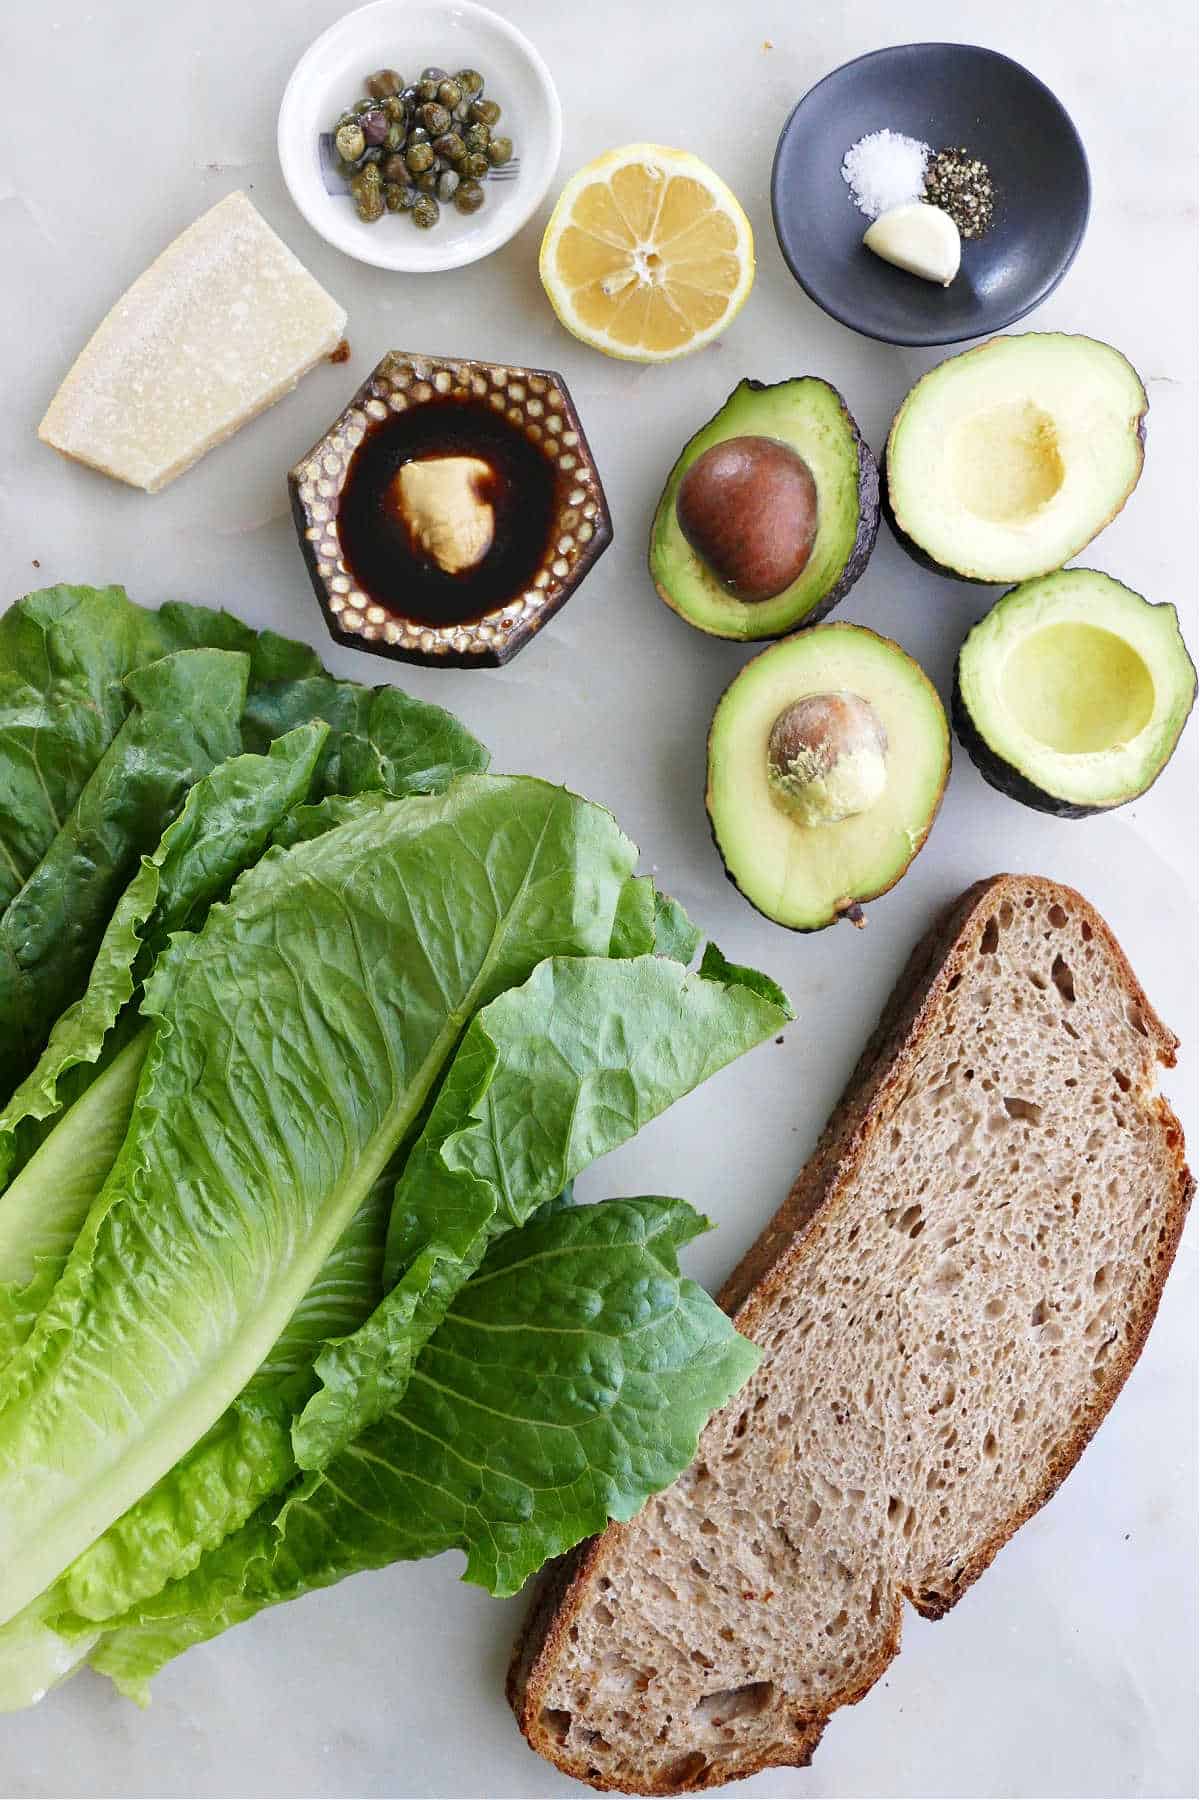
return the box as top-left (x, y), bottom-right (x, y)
top-left (884, 334), bottom-right (1148, 585)
top-left (953, 568), bottom-right (1196, 817)
top-left (651, 378), bottom-right (880, 639)
top-left (707, 624), bottom-right (950, 931)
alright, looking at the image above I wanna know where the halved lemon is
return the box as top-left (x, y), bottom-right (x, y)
top-left (539, 144), bottom-right (755, 363)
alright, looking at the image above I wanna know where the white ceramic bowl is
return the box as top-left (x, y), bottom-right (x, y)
top-left (278, 0), bottom-right (562, 273)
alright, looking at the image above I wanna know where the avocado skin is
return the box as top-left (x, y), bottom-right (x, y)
top-left (706, 622), bottom-right (951, 932)
top-left (951, 655), bottom-right (1093, 816)
top-left (879, 447), bottom-right (988, 584)
top-left (782, 381), bottom-right (880, 629)
top-left (653, 378), bottom-right (881, 636)
top-left (951, 602), bottom-right (1196, 819)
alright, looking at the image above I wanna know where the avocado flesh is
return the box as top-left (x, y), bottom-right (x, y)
top-left (708, 625), bottom-right (950, 931)
top-left (887, 335), bottom-right (1147, 584)
top-left (954, 569), bottom-right (1196, 816)
top-left (652, 378), bottom-right (879, 639)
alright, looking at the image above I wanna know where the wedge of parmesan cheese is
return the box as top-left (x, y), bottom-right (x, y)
top-left (38, 191), bottom-right (347, 493)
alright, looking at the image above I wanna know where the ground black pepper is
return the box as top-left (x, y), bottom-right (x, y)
top-left (923, 147), bottom-right (995, 240)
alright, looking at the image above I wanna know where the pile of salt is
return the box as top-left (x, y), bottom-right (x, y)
top-left (841, 130), bottom-right (931, 218)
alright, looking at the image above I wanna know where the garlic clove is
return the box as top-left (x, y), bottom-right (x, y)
top-left (863, 202), bottom-right (962, 287)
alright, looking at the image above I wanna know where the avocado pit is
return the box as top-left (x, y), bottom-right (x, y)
top-left (675, 434), bottom-right (819, 603)
top-left (767, 690), bottom-right (889, 827)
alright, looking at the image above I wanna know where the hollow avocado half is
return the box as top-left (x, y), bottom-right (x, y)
top-left (707, 624), bottom-right (950, 932)
top-left (884, 334), bottom-right (1148, 585)
top-left (953, 568), bottom-right (1196, 817)
top-left (651, 378), bottom-right (880, 639)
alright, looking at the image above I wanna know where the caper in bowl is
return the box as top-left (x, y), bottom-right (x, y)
top-left (277, 0), bottom-right (562, 274)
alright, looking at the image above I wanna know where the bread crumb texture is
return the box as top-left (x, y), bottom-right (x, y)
top-left (510, 876), bottom-right (1193, 1793)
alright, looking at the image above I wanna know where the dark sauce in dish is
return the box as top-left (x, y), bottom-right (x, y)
top-left (336, 394), bottom-right (560, 628)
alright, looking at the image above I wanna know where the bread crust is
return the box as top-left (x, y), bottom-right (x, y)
top-left (509, 875), bottom-right (1193, 1792)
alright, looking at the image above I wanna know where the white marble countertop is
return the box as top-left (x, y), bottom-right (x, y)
top-left (0, 0), bottom-right (1195, 1795)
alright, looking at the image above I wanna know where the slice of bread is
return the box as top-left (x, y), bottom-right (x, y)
top-left (509, 874), bottom-right (1193, 1794)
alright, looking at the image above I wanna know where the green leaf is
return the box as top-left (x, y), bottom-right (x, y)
top-left (653, 889), bottom-right (702, 965)
top-left (45, 1174), bottom-right (393, 1631)
top-left (0, 648), bottom-right (251, 1101)
top-left (0, 583), bottom-right (483, 935)
top-left (0, 585), bottom-right (316, 920)
top-left (0, 1591), bottom-right (97, 1715)
top-left (700, 940), bottom-right (794, 1015)
top-left (0, 1033), bottom-right (147, 1366)
top-left (292, 951), bottom-right (790, 1470)
top-left (0, 776), bottom-right (634, 1629)
top-left (0, 726), bottom-right (328, 1189)
top-left (609, 874), bottom-right (656, 958)
top-left (269, 791), bottom-right (393, 851)
top-left (241, 675), bottom-right (489, 800)
top-left (84, 1197), bottom-right (760, 1696)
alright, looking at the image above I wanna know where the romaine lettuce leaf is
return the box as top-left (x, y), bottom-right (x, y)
top-left (0, 584), bottom-right (487, 927)
top-left (0, 725), bottom-right (328, 1191)
top-left (292, 950), bottom-right (792, 1470)
top-left (241, 676), bottom-right (489, 800)
top-left (0, 1034), bottom-right (147, 1366)
top-left (654, 888), bottom-right (702, 964)
top-left (607, 879), bottom-right (700, 966)
top-left (0, 648), bottom-right (251, 1100)
top-left (34, 1175), bottom-right (393, 1636)
top-left (0, 776), bottom-right (636, 1628)
top-left (0, 585), bottom-right (301, 917)
top-left (83, 1194), bottom-right (760, 1699)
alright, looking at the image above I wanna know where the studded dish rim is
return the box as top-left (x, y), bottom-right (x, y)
top-left (289, 350), bottom-right (613, 667)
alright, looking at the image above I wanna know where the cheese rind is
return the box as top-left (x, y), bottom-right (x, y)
top-left (38, 191), bottom-right (347, 493)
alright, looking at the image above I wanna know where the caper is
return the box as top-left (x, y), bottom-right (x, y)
top-left (461, 151), bottom-right (490, 180)
top-left (420, 66), bottom-right (448, 81)
top-left (407, 125), bottom-right (429, 145)
top-left (384, 181), bottom-right (412, 212)
top-left (436, 78), bottom-right (462, 110)
top-left (381, 154), bottom-right (411, 184)
top-left (359, 145), bottom-right (383, 164)
top-left (382, 94), bottom-right (407, 121)
top-left (436, 167), bottom-right (460, 201)
top-left (416, 77), bottom-right (440, 102)
top-left (334, 121), bottom-right (366, 162)
top-left (456, 69), bottom-right (485, 97)
top-left (353, 167), bottom-right (385, 222)
top-left (462, 121), bottom-right (490, 154)
top-left (365, 68), bottom-right (403, 99)
top-left (433, 131), bottom-right (466, 162)
top-left (486, 135), bottom-right (513, 166)
top-left (419, 102), bottom-right (451, 135)
top-left (384, 120), bottom-right (406, 152)
top-left (412, 194), bottom-right (440, 229)
top-left (455, 178), bottom-right (485, 214)
top-left (470, 98), bottom-right (501, 127)
top-left (452, 99), bottom-right (471, 123)
top-left (414, 169), bottom-right (439, 193)
top-left (405, 140), bottom-right (435, 173)
top-left (361, 108), bottom-right (390, 146)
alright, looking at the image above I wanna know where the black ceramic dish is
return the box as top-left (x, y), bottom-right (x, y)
top-left (771, 43), bottom-right (1090, 347)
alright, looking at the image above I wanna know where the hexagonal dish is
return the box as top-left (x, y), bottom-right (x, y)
top-left (289, 351), bottom-right (613, 667)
